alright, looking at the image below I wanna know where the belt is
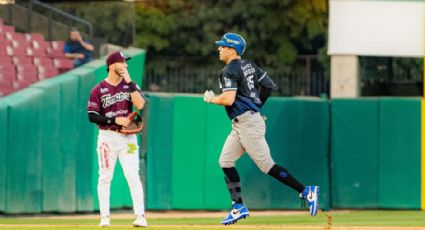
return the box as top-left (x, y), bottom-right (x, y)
top-left (100, 127), bottom-right (121, 133)
top-left (232, 111), bottom-right (256, 123)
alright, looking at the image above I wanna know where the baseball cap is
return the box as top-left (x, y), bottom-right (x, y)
top-left (106, 51), bottom-right (131, 67)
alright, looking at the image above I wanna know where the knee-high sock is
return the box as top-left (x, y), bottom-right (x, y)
top-left (222, 167), bottom-right (243, 204)
top-left (268, 164), bottom-right (305, 193)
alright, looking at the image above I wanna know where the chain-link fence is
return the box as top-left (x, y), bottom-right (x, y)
top-left (142, 68), bottom-right (329, 97)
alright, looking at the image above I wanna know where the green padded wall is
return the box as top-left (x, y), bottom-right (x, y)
top-left (238, 98), bottom-right (330, 210)
top-left (57, 74), bottom-right (80, 212)
top-left (171, 95), bottom-right (207, 209)
top-left (145, 94), bottom-right (330, 210)
top-left (378, 98), bottom-right (421, 209)
top-left (31, 76), bottom-right (77, 212)
top-left (331, 99), bottom-right (379, 208)
top-left (204, 103), bottom-right (232, 209)
top-left (3, 89), bottom-right (44, 213)
top-left (0, 99), bottom-right (7, 212)
top-left (146, 94), bottom-right (174, 210)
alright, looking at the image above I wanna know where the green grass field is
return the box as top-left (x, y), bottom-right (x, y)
top-left (1, 210), bottom-right (425, 229)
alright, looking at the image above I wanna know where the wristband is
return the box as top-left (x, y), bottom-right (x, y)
top-left (129, 81), bottom-right (138, 93)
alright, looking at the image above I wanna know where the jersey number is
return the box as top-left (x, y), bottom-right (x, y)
top-left (247, 75), bottom-right (254, 90)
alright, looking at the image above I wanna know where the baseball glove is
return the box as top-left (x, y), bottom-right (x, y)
top-left (120, 112), bottom-right (143, 134)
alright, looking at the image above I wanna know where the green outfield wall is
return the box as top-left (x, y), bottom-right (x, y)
top-left (0, 48), bottom-right (146, 214)
top-left (331, 98), bottom-right (421, 209)
top-left (145, 94), bottom-right (331, 210)
top-left (0, 58), bottom-right (422, 213)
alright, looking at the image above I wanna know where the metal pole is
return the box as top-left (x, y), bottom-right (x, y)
top-left (27, 1), bottom-right (33, 32)
top-left (48, 10), bottom-right (52, 41)
top-left (132, 0), bottom-right (136, 45)
top-left (7, 1), bottom-right (12, 24)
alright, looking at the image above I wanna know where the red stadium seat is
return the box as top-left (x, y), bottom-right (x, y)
top-left (0, 72), bottom-right (12, 82)
top-left (16, 65), bottom-right (38, 83)
top-left (25, 33), bottom-right (45, 43)
top-left (48, 41), bottom-right (65, 58)
top-left (0, 47), bottom-right (7, 56)
top-left (32, 40), bottom-right (49, 49)
top-left (27, 48), bottom-right (47, 57)
top-left (51, 41), bottom-right (65, 50)
top-left (6, 46), bottom-right (27, 56)
top-left (33, 56), bottom-right (53, 66)
top-left (0, 83), bottom-right (15, 97)
top-left (38, 65), bottom-right (58, 79)
top-left (0, 63), bottom-right (14, 71)
top-left (0, 25), bottom-right (14, 34)
top-left (53, 58), bottom-right (74, 72)
top-left (0, 35), bottom-right (8, 43)
top-left (13, 56), bottom-right (33, 65)
top-left (6, 32), bottom-right (26, 42)
top-left (0, 68), bottom-right (16, 81)
top-left (0, 55), bottom-right (12, 64)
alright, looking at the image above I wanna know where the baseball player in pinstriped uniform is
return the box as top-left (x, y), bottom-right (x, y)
top-left (87, 51), bottom-right (147, 228)
top-left (203, 33), bottom-right (320, 225)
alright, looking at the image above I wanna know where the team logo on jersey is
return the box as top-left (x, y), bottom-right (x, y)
top-left (100, 88), bottom-right (109, 93)
top-left (88, 101), bottom-right (99, 108)
top-left (225, 78), bottom-right (232, 87)
top-left (101, 92), bottom-right (130, 108)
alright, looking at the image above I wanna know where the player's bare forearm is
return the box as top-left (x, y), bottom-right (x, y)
top-left (131, 92), bottom-right (145, 110)
top-left (211, 91), bottom-right (236, 106)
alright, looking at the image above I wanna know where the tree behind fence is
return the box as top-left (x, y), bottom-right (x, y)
top-left (142, 68), bottom-right (329, 97)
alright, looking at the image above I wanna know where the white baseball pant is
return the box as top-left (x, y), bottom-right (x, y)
top-left (97, 129), bottom-right (145, 217)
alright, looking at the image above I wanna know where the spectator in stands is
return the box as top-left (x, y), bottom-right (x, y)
top-left (64, 28), bottom-right (94, 67)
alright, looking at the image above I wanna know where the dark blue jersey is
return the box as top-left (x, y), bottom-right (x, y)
top-left (218, 59), bottom-right (276, 119)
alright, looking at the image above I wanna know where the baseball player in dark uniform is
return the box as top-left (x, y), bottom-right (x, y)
top-left (87, 51), bottom-right (147, 227)
top-left (203, 33), bottom-right (319, 225)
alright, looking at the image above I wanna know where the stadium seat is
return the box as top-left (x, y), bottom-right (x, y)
top-left (27, 48), bottom-right (47, 57)
top-left (6, 33), bottom-right (28, 48)
top-left (0, 22), bottom-right (70, 96)
top-left (0, 25), bottom-right (14, 34)
top-left (16, 65), bottom-right (38, 83)
top-left (25, 33), bottom-right (45, 43)
top-left (32, 40), bottom-right (49, 49)
top-left (47, 41), bottom-right (66, 58)
top-left (38, 65), bottom-right (58, 79)
top-left (33, 56), bottom-right (53, 66)
top-left (0, 35), bottom-right (8, 43)
top-left (0, 66), bottom-right (17, 82)
top-left (53, 58), bottom-right (74, 72)
top-left (0, 47), bottom-right (7, 55)
top-left (13, 56), bottom-right (33, 65)
top-left (0, 83), bottom-right (15, 97)
top-left (6, 32), bottom-right (26, 41)
top-left (6, 46), bottom-right (27, 56)
top-left (0, 55), bottom-right (12, 64)
top-left (0, 63), bottom-right (15, 72)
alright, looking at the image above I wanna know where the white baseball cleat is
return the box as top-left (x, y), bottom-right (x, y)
top-left (133, 215), bottom-right (148, 228)
top-left (99, 216), bottom-right (110, 227)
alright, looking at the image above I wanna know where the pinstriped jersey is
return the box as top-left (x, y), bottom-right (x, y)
top-left (218, 59), bottom-right (276, 119)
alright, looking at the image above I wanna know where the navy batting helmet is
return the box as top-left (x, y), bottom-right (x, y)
top-left (215, 33), bottom-right (246, 55)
